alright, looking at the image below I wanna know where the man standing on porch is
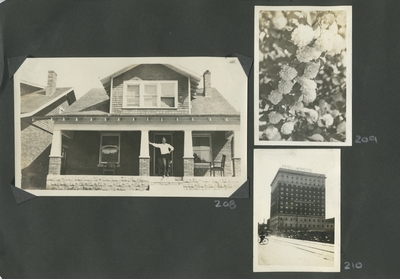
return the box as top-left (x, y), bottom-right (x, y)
top-left (149, 137), bottom-right (174, 177)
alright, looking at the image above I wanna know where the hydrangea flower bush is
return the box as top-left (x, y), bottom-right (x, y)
top-left (258, 10), bottom-right (348, 142)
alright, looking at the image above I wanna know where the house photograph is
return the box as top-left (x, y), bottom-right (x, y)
top-left (14, 57), bottom-right (247, 197)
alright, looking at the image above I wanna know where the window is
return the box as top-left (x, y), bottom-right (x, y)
top-left (99, 133), bottom-right (120, 164)
top-left (193, 134), bottom-right (212, 164)
top-left (123, 80), bottom-right (177, 108)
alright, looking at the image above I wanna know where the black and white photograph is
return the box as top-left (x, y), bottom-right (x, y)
top-left (14, 57), bottom-right (247, 197)
top-left (254, 6), bottom-right (352, 146)
top-left (253, 149), bottom-right (340, 272)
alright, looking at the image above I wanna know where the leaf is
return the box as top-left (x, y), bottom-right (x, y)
top-left (336, 121), bottom-right (346, 133)
top-left (307, 134), bottom-right (325, 142)
top-left (306, 12), bottom-right (313, 25)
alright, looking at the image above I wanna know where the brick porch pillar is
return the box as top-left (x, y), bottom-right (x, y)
top-left (139, 130), bottom-right (150, 176)
top-left (232, 130), bottom-right (241, 177)
top-left (183, 130), bottom-right (194, 177)
top-left (48, 129), bottom-right (62, 175)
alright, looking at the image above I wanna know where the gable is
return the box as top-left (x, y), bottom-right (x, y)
top-left (110, 64), bottom-right (194, 115)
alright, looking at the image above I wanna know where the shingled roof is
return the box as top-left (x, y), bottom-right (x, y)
top-left (191, 88), bottom-right (239, 115)
top-left (21, 88), bottom-right (73, 114)
top-left (62, 88), bottom-right (110, 115)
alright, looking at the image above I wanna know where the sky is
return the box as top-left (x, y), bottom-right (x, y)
top-left (17, 57), bottom-right (247, 112)
top-left (254, 149), bottom-right (341, 224)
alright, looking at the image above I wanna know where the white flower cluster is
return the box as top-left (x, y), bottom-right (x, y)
top-left (296, 77), bottom-right (317, 104)
top-left (303, 62), bottom-right (320, 79)
top-left (268, 90), bottom-right (283, 105)
top-left (279, 65), bottom-right (297, 80)
top-left (291, 24), bottom-right (314, 48)
top-left (296, 46), bottom-right (322, 63)
top-left (281, 121), bottom-right (295, 135)
top-left (302, 108), bottom-right (319, 122)
top-left (271, 11), bottom-right (287, 30)
top-left (318, 114), bottom-right (334, 127)
top-left (264, 125), bottom-right (281, 140)
top-left (314, 29), bottom-right (336, 52)
top-left (268, 111), bottom-right (284, 124)
top-left (278, 79), bottom-right (294, 94)
top-left (290, 12), bottom-right (346, 62)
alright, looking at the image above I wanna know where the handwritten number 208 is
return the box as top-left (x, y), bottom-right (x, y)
top-left (214, 200), bottom-right (236, 209)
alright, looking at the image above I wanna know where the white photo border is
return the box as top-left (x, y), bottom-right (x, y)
top-left (254, 6), bottom-right (352, 146)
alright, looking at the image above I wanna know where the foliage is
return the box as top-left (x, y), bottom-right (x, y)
top-left (258, 10), bottom-right (347, 142)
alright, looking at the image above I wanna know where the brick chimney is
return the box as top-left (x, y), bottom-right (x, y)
top-left (203, 70), bottom-right (211, 97)
top-left (45, 70), bottom-right (57, 96)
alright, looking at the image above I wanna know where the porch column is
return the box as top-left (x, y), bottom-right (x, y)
top-left (48, 129), bottom-right (62, 175)
top-left (183, 130), bottom-right (194, 177)
top-left (232, 129), bottom-right (241, 177)
top-left (139, 130), bottom-right (150, 176)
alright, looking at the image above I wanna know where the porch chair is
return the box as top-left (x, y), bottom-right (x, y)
top-left (210, 154), bottom-right (226, 177)
top-left (103, 162), bottom-right (116, 175)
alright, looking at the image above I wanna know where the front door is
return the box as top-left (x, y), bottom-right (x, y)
top-left (151, 133), bottom-right (173, 176)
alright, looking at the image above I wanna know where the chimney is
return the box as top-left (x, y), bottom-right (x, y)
top-left (203, 70), bottom-right (211, 97)
top-left (45, 70), bottom-right (57, 96)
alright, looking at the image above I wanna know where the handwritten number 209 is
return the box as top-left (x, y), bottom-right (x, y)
top-left (355, 135), bottom-right (377, 144)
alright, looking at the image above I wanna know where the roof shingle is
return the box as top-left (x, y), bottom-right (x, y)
top-left (191, 88), bottom-right (239, 115)
top-left (62, 88), bottom-right (110, 115)
top-left (21, 88), bottom-right (72, 114)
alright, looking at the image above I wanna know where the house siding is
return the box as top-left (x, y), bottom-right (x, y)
top-left (111, 64), bottom-right (189, 115)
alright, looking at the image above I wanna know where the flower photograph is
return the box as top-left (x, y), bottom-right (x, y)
top-left (254, 6), bottom-right (352, 145)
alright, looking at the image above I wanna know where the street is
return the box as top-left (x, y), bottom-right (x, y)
top-left (258, 236), bottom-right (334, 267)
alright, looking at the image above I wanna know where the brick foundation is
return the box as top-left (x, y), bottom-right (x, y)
top-left (182, 177), bottom-right (240, 190)
top-left (46, 175), bottom-right (149, 191)
top-left (183, 157), bottom-right (194, 177)
top-left (48, 157), bottom-right (62, 175)
top-left (45, 175), bottom-right (242, 191)
top-left (139, 157), bottom-right (150, 176)
top-left (232, 158), bottom-right (241, 177)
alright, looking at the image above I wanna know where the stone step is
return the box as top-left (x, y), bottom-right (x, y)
top-left (148, 176), bottom-right (184, 182)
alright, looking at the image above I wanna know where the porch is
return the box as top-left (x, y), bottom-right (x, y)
top-left (45, 115), bottom-right (242, 189)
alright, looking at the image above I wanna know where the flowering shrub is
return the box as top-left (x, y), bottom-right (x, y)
top-left (258, 10), bottom-right (348, 142)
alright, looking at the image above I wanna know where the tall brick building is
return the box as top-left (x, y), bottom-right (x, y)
top-left (26, 63), bottom-right (243, 191)
top-left (267, 168), bottom-right (334, 235)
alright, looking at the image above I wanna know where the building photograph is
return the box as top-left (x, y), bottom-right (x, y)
top-left (14, 57), bottom-right (247, 197)
top-left (253, 149), bottom-right (340, 272)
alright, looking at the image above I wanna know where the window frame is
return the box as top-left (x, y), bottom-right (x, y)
top-left (99, 133), bottom-right (121, 165)
top-left (122, 80), bottom-right (178, 109)
top-left (192, 133), bottom-right (213, 166)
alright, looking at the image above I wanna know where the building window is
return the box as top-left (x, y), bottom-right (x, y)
top-left (99, 133), bottom-right (120, 164)
top-left (193, 134), bottom-right (212, 164)
top-left (123, 80), bottom-right (178, 108)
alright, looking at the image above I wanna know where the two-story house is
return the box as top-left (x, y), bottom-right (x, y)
top-left (42, 63), bottom-right (244, 192)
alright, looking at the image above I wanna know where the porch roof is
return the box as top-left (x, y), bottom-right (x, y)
top-left (62, 88), bottom-right (109, 115)
top-left (21, 87), bottom-right (74, 115)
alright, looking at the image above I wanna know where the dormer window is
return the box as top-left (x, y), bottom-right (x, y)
top-left (123, 80), bottom-right (177, 108)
